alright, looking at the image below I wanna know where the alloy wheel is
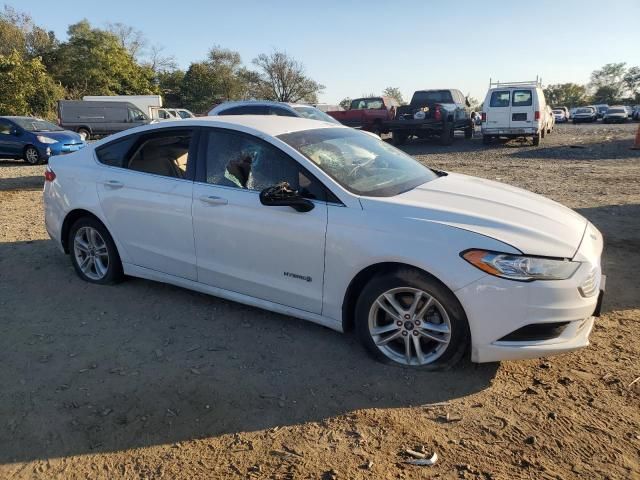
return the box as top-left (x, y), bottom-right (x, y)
top-left (25, 147), bottom-right (40, 165)
top-left (368, 287), bottom-right (451, 366)
top-left (73, 226), bottom-right (110, 281)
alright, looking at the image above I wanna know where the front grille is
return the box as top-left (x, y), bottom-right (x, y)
top-left (579, 269), bottom-right (598, 297)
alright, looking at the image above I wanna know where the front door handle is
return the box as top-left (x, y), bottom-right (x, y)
top-left (199, 195), bottom-right (228, 206)
top-left (103, 180), bottom-right (124, 189)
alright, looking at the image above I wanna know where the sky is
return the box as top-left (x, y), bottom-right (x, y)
top-left (17, 0), bottom-right (640, 104)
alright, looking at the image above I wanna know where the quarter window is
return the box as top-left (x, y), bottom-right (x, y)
top-left (0, 120), bottom-right (12, 135)
top-left (203, 129), bottom-right (327, 201)
top-left (95, 136), bottom-right (138, 167)
top-left (490, 91), bottom-right (511, 107)
top-left (512, 90), bottom-right (533, 107)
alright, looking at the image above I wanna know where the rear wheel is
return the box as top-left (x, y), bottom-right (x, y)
top-left (532, 130), bottom-right (542, 146)
top-left (392, 130), bottom-right (408, 146)
top-left (482, 135), bottom-right (492, 145)
top-left (69, 217), bottom-right (123, 284)
top-left (355, 269), bottom-right (470, 370)
top-left (77, 128), bottom-right (90, 141)
top-left (439, 125), bottom-right (454, 146)
top-left (24, 146), bottom-right (42, 165)
top-left (464, 125), bottom-right (473, 139)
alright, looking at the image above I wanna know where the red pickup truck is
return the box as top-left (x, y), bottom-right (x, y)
top-left (327, 96), bottom-right (399, 134)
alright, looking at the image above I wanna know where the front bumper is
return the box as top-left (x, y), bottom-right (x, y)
top-left (456, 223), bottom-right (604, 363)
top-left (39, 141), bottom-right (86, 159)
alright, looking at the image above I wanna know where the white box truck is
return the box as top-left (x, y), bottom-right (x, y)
top-left (82, 95), bottom-right (177, 120)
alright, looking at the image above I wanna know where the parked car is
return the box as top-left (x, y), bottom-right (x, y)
top-left (167, 108), bottom-right (195, 119)
top-left (481, 79), bottom-right (548, 145)
top-left (554, 106), bottom-right (570, 120)
top-left (633, 106), bottom-right (640, 120)
top-left (572, 107), bottom-right (598, 123)
top-left (58, 100), bottom-right (151, 140)
top-left (83, 95), bottom-right (165, 120)
top-left (43, 116), bottom-right (605, 369)
top-left (0, 116), bottom-right (85, 164)
top-left (208, 101), bottom-right (341, 125)
top-left (623, 106), bottom-right (633, 118)
top-left (327, 96), bottom-right (399, 134)
top-left (602, 106), bottom-right (629, 124)
top-left (387, 89), bottom-right (472, 145)
top-left (552, 108), bottom-right (568, 123)
top-left (593, 104), bottom-right (609, 119)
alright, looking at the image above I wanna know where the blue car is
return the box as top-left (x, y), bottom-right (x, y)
top-left (0, 116), bottom-right (86, 165)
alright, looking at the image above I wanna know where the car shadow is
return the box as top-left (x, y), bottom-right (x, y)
top-left (0, 175), bottom-right (44, 191)
top-left (509, 138), bottom-right (640, 161)
top-left (0, 239), bottom-right (499, 464)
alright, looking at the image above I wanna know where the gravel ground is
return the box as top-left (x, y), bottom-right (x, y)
top-left (0, 122), bottom-right (639, 479)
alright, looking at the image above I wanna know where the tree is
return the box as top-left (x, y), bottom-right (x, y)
top-left (106, 22), bottom-right (147, 59)
top-left (589, 63), bottom-right (627, 102)
top-left (0, 50), bottom-right (64, 118)
top-left (624, 66), bottom-right (640, 100)
top-left (146, 44), bottom-right (177, 74)
top-left (0, 6), bottom-right (57, 59)
top-left (50, 20), bottom-right (157, 97)
top-left (382, 87), bottom-right (405, 105)
top-left (157, 69), bottom-right (184, 107)
top-left (543, 83), bottom-right (588, 107)
top-left (252, 50), bottom-right (324, 103)
top-left (339, 98), bottom-right (351, 110)
top-left (591, 85), bottom-right (621, 105)
top-left (466, 94), bottom-right (482, 112)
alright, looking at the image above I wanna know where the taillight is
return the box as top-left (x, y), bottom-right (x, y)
top-left (481, 112), bottom-right (487, 122)
top-left (44, 168), bottom-right (56, 182)
top-left (434, 105), bottom-right (442, 121)
top-left (534, 111), bottom-right (540, 121)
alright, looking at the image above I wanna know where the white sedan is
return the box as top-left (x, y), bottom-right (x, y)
top-left (43, 116), bottom-right (604, 368)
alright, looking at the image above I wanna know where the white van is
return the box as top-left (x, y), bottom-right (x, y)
top-left (481, 79), bottom-right (547, 146)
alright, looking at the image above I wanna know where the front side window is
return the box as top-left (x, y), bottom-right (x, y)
top-left (0, 120), bottom-right (12, 135)
top-left (512, 90), bottom-right (533, 107)
top-left (278, 128), bottom-right (438, 197)
top-left (128, 108), bottom-right (148, 121)
top-left (203, 129), bottom-right (326, 200)
top-left (490, 91), bottom-right (511, 107)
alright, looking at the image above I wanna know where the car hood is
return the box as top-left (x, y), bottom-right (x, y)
top-left (34, 131), bottom-right (83, 143)
top-left (359, 172), bottom-right (587, 258)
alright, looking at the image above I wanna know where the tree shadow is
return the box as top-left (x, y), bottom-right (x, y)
top-left (0, 239), bottom-right (498, 464)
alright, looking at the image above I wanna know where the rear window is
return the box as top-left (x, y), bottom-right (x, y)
top-left (350, 98), bottom-right (384, 110)
top-left (410, 90), bottom-right (454, 106)
top-left (512, 90), bottom-right (532, 107)
top-left (489, 91), bottom-right (510, 107)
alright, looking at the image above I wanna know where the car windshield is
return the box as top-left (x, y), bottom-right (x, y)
top-left (608, 108), bottom-right (625, 114)
top-left (278, 128), bottom-right (438, 197)
top-left (553, 110), bottom-right (564, 114)
top-left (12, 118), bottom-right (63, 132)
top-left (292, 106), bottom-right (340, 124)
top-left (576, 108), bottom-right (592, 114)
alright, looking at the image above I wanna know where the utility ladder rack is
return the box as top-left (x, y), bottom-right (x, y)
top-left (488, 76), bottom-right (543, 88)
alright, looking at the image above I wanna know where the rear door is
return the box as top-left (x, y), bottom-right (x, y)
top-left (510, 89), bottom-right (534, 130)
top-left (95, 127), bottom-right (198, 279)
top-left (486, 90), bottom-right (511, 130)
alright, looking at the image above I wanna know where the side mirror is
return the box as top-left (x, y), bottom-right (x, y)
top-left (11, 128), bottom-right (22, 136)
top-left (259, 182), bottom-right (314, 213)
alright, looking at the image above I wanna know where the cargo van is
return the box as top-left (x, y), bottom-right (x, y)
top-left (481, 78), bottom-right (547, 146)
top-left (58, 100), bottom-right (151, 140)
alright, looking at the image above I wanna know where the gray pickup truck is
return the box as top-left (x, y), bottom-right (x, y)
top-left (385, 89), bottom-right (473, 145)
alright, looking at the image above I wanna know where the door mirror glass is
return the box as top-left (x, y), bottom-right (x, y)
top-left (11, 128), bottom-right (21, 136)
top-left (259, 182), bottom-right (314, 212)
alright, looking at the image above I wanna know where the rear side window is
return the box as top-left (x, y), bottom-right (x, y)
top-left (96, 136), bottom-right (138, 167)
top-left (126, 130), bottom-right (193, 179)
top-left (512, 90), bottom-right (533, 107)
top-left (489, 91), bottom-right (510, 107)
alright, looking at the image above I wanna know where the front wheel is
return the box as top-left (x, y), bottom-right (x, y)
top-left (69, 217), bottom-right (123, 284)
top-left (392, 130), bottom-right (408, 146)
top-left (24, 146), bottom-right (42, 165)
top-left (355, 269), bottom-right (470, 370)
top-left (77, 128), bottom-right (90, 141)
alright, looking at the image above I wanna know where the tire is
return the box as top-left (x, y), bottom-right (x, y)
top-left (541, 128), bottom-right (546, 139)
top-left (77, 128), bottom-right (91, 141)
top-left (392, 130), bottom-right (408, 146)
top-left (439, 125), bottom-right (454, 146)
top-left (532, 130), bottom-right (542, 146)
top-left (464, 125), bottom-right (473, 139)
top-left (482, 135), bottom-right (492, 145)
top-left (68, 217), bottom-right (123, 285)
top-left (355, 268), bottom-right (470, 370)
top-left (23, 146), bottom-right (42, 165)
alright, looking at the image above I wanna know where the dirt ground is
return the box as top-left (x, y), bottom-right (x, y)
top-left (0, 122), bottom-right (639, 479)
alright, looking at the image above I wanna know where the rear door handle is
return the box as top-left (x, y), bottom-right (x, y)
top-left (103, 180), bottom-right (124, 189)
top-left (199, 195), bottom-right (228, 206)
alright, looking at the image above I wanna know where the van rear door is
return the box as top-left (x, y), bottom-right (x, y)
top-left (510, 89), bottom-right (534, 131)
top-left (486, 90), bottom-right (511, 130)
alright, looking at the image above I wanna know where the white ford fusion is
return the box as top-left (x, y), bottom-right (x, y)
top-left (43, 116), bottom-right (605, 369)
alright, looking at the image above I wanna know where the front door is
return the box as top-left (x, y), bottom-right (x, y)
top-left (192, 128), bottom-right (328, 314)
top-left (95, 127), bottom-right (197, 279)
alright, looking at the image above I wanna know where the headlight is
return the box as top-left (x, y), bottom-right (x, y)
top-left (461, 249), bottom-right (580, 281)
top-left (37, 135), bottom-right (58, 144)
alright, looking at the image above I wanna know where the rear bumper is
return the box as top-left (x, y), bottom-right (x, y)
top-left (481, 127), bottom-right (539, 136)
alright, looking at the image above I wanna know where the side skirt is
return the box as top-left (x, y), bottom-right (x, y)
top-left (123, 263), bottom-right (344, 333)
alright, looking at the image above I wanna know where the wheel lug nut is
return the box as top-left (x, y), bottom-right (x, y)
top-left (402, 331), bottom-right (408, 336)
top-left (404, 314), bottom-right (410, 320)
top-left (413, 330), bottom-right (419, 336)
top-left (415, 320), bottom-right (421, 325)
top-left (396, 321), bottom-right (402, 326)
